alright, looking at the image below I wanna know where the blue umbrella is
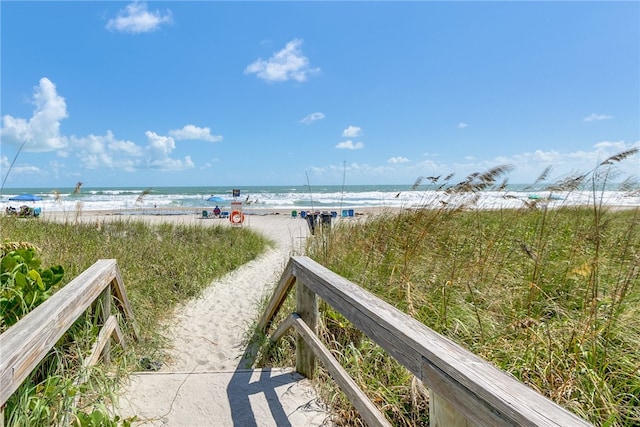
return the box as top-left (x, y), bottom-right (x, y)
top-left (9, 193), bottom-right (42, 202)
top-left (206, 196), bottom-right (225, 203)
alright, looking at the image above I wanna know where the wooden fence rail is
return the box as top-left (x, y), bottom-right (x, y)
top-left (259, 256), bottom-right (592, 427)
top-left (0, 259), bottom-right (138, 423)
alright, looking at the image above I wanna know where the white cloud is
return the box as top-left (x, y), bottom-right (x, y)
top-left (109, 138), bottom-right (144, 156)
top-left (458, 122), bottom-right (468, 128)
top-left (5, 164), bottom-right (42, 176)
top-left (145, 131), bottom-right (176, 157)
top-left (335, 140), bottom-right (364, 150)
top-left (300, 112), bottom-right (325, 124)
top-left (583, 113), bottom-right (612, 122)
top-left (0, 77), bottom-right (68, 152)
top-left (342, 125), bottom-right (362, 138)
top-left (71, 131), bottom-right (142, 171)
top-left (144, 131), bottom-right (194, 171)
top-left (388, 156), bottom-right (409, 164)
top-left (169, 125), bottom-right (223, 142)
top-left (106, 2), bottom-right (173, 34)
top-left (532, 149), bottom-right (561, 163)
top-left (307, 162), bottom-right (394, 180)
top-left (147, 156), bottom-right (195, 171)
top-left (466, 141), bottom-right (639, 183)
top-left (593, 140), bottom-right (630, 151)
top-left (71, 129), bottom-right (201, 172)
top-left (1, 78), bottom-right (209, 177)
top-left (244, 39), bottom-right (320, 83)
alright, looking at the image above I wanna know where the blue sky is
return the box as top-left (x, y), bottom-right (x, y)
top-left (1, 1), bottom-right (638, 188)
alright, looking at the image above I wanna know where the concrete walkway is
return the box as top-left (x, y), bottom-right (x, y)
top-left (118, 368), bottom-right (329, 426)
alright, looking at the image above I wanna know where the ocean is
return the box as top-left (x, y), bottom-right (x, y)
top-left (1, 184), bottom-right (638, 214)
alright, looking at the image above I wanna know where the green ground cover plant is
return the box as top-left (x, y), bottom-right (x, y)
top-left (1, 217), bottom-right (270, 426)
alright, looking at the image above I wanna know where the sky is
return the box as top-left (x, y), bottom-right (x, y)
top-left (1, 1), bottom-right (639, 188)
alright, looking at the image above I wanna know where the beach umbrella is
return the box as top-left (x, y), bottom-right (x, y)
top-left (206, 196), bottom-right (225, 203)
top-left (9, 193), bottom-right (42, 202)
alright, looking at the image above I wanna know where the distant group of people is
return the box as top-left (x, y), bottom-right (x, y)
top-left (5, 205), bottom-right (41, 217)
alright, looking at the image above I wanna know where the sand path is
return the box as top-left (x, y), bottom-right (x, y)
top-left (161, 214), bottom-right (310, 371)
top-left (98, 212), bottom-right (333, 425)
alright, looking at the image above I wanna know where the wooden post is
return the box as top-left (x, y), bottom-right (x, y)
top-left (296, 281), bottom-right (318, 378)
top-left (98, 285), bottom-right (112, 365)
top-left (429, 390), bottom-right (476, 427)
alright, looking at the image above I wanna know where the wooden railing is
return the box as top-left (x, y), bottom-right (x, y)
top-left (0, 259), bottom-right (138, 424)
top-left (259, 256), bottom-right (592, 427)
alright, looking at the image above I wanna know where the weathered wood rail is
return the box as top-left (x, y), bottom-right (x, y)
top-left (0, 259), bottom-right (138, 425)
top-left (259, 256), bottom-right (592, 427)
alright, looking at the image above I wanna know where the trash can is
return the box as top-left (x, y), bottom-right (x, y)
top-left (321, 212), bottom-right (332, 229)
top-left (306, 213), bottom-right (318, 234)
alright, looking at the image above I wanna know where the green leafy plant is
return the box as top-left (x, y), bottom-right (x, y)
top-left (1, 242), bottom-right (64, 332)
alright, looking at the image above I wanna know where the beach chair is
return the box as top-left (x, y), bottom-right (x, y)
top-left (201, 210), bottom-right (209, 219)
top-left (220, 211), bottom-right (229, 219)
top-left (291, 210), bottom-right (297, 218)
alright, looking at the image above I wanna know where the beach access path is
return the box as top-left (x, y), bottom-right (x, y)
top-left (45, 210), bottom-right (333, 426)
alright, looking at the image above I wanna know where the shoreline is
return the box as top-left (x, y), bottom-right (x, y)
top-left (39, 205), bottom-right (405, 222)
top-left (36, 203), bottom-right (637, 223)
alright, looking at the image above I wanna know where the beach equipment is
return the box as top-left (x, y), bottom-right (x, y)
top-left (230, 210), bottom-right (244, 224)
top-left (7, 194), bottom-right (43, 218)
top-left (229, 200), bottom-right (243, 225)
top-left (291, 210), bottom-right (297, 218)
top-left (201, 210), bottom-right (209, 219)
top-left (9, 193), bottom-right (42, 202)
top-left (206, 196), bottom-right (225, 203)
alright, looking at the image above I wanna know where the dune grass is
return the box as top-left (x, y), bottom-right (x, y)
top-left (257, 155), bottom-right (639, 426)
top-left (1, 215), bottom-right (270, 426)
top-left (301, 206), bottom-right (639, 426)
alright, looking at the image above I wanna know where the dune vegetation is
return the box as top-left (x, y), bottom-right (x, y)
top-left (1, 217), bottom-right (269, 426)
top-left (261, 152), bottom-right (640, 426)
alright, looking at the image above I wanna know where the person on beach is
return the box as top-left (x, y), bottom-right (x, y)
top-left (213, 205), bottom-right (221, 217)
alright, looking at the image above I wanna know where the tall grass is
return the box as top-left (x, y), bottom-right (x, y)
top-left (262, 154), bottom-right (639, 426)
top-left (1, 216), bottom-right (270, 426)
